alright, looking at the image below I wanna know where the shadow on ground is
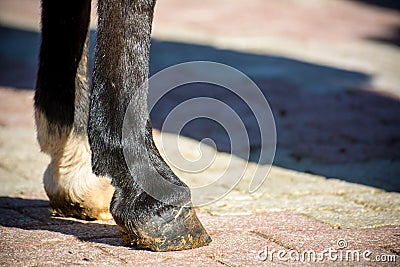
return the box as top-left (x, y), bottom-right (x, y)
top-left (0, 197), bottom-right (125, 248)
top-left (355, 0), bottom-right (400, 46)
top-left (366, 25), bottom-right (400, 47)
top-left (354, 0), bottom-right (400, 10)
top-left (1, 25), bottom-right (399, 191)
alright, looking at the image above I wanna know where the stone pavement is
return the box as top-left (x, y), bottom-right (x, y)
top-left (1, 126), bottom-right (399, 266)
top-left (1, 0), bottom-right (400, 266)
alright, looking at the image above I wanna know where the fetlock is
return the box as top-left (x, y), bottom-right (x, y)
top-left (36, 111), bottom-right (114, 220)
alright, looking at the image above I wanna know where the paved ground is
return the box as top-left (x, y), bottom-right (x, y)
top-left (0, 0), bottom-right (399, 266)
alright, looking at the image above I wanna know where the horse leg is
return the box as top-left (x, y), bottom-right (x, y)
top-left (35, 0), bottom-right (114, 220)
top-left (88, 0), bottom-right (211, 251)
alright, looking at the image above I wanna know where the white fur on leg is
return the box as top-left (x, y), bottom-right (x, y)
top-left (36, 110), bottom-right (114, 220)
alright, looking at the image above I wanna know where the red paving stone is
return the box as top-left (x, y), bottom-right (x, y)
top-left (0, 88), bottom-right (34, 128)
top-left (154, 0), bottom-right (400, 43)
top-left (0, 197), bottom-right (398, 266)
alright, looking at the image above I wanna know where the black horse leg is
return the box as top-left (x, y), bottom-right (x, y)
top-left (88, 0), bottom-right (211, 251)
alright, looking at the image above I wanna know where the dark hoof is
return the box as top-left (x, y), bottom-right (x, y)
top-left (119, 206), bottom-right (211, 251)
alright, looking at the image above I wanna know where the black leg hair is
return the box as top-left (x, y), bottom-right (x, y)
top-left (89, 0), bottom-right (211, 251)
top-left (35, 0), bottom-right (91, 129)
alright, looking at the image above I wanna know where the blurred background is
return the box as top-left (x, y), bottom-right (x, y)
top-left (0, 0), bottom-right (399, 192)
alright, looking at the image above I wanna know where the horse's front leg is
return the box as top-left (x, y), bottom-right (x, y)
top-left (88, 0), bottom-right (211, 251)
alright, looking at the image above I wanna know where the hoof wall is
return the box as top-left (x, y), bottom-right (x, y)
top-left (119, 207), bottom-right (211, 251)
